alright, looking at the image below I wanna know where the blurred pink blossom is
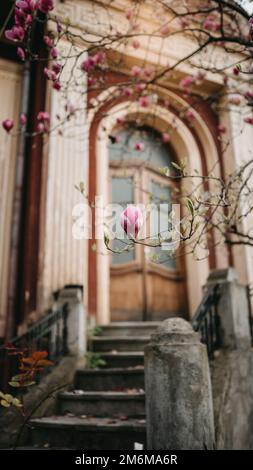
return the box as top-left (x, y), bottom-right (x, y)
top-left (2, 119), bottom-right (14, 133)
top-left (134, 142), bottom-right (144, 151)
top-left (20, 113), bottom-right (27, 126)
top-left (17, 47), bottom-right (25, 60)
top-left (162, 132), bottom-right (170, 143)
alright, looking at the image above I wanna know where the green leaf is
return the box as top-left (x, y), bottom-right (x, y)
top-left (0, 400), bottom-right (10, 407)
top-left (186, 197), bottom-right (194, 215)
top-left (171, 161), bottom-right (182, 171)
top-left (103, 231), bottom-right (110, 247)
top-left (79, 182), bottom-right (85, 194)
top-left (12, 398), bottom-right (23, 408)
top-left (159, 166), bottom-right (170, 176)
top-left (11, 374), bottom-right (26, 382)
top-left (19, 381), bottom-right (36, 388)
top-left (8, 381), bottom-right (21, 388)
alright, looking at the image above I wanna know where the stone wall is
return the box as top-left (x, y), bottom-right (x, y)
top-left (211, 349), bottom-right (253, 450)
top-left (0, 356), bottom-right (77, 449)
top-left (145, 268), bottom-right (253, 450)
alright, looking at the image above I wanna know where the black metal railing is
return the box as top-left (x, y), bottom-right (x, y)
top-left (246, 284), bottom-right (253, 346)
top-left (0, 303), bottom-right (69, 390)
top-left (192, 284), bottom-right (222, 360)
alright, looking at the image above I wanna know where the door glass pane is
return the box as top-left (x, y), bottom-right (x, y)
top-left (112, 176), bottom-right (133, 204)
top-left (109, 126), bottom-right (173, 169)
top-left (111, 176), bottom-right (135, 264)
top-left (149, 180), bottom-right (176, 270)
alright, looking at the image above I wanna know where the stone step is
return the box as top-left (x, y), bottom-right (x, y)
top-left (91, 336), bottom-right (150, 353)
top-left (58, 390), bottom-right (145, 418)
top-left (75, 367), bottom-right (144, 391)
top-left (29, 416), bottom-right (146, 450)
top-left (99, 352), bottom-right (144, 368)
top-left (97, 322), bottom-right (160, 337)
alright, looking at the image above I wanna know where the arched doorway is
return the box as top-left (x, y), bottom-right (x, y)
top-left (108, 125), bottom-right (188, 321)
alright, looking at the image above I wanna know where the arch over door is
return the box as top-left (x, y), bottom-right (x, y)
top-left (108, 126), bottom-right (188, 321)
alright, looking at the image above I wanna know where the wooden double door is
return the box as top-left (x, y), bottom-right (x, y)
top-left (109, 164), bottom-right (188, 321)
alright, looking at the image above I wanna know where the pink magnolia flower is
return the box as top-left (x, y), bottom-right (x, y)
top-left (195, 71), bottom-right (205, 84)
top-left (244, 90), bottom-right (253, 100)
top-left (160, 24), bottom-right (169, 36)
top-left (56, 22), bottom-right (62, 33)
top-left (203, 16), bottom-right (220, 32)
top-left (88, 77), bottom-right (97, 86)
top-left (17, 47), bottom-right (25, 60)
top-left (186, 109), bottom-right (195, 120)
top-left (81, 53), bottom-right (105, 73)
top-left (2, 119), bottom-right (14, 133)
top-left (139, 95), bottom-right (150, 107)
top-left (162, 132), bottom-right (170, 143)
top-left (5, 25), bottom-right (25, 42)
top-left (44, 67), bottom-right (56, 81)
top-left (16, 1), bottom-right (35, 14)
top-left (143, 67), bottom-right (154, 79)
top-left (122, 87), bottom-right (133, 97)
top-left (14, 9), bottom-right (26, 27)
top-left (233, 67), bottom-right (240, 76)
top-left (180, 75), bottom-right (195, 89)
top-left (37, 111), bottom-right (50, 122)
top-left (52, 62), bottom-right (62, 74)
top-left (38, 0), bottom-right (54, 14)
top-left (135, 83), bottom-right (146, 93)
top-left (116, 116), bottom-right (125, 125)
top-left (125, 10), bottom-right (134, 21)
top-left (53, 81), bottom-right (61, 91)
top-left (50, 47), bottom-right (58, 59)
top-left (120, 205), bottom-right (142, 238)
top-left (37, 122), bottom-right (45, 133)
top-left (132, 39), bottom-right (140, 49)
top-left (218, 124), bottom-right (227, 134)
top-left (81, 56), bottom-right (96, 73)
top-left (131, 65), bottom-right (142, 78)
top-left (43, 35), bottom-right (54, 47)
top-left (178, 17), bottom-right (189, 28)
top-left (93, 51), bottom-right (106, 65)
top-left (134, 142), bottom-right (144, 151)
top-left (244, 117), bottom-right (253, 125)
top-left (20, 113), bottom-right (27, 126)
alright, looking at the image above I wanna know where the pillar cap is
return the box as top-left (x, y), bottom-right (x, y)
top-left (207, 268), bottom-right (238, 284)
top-left (150, 317), bottom-right (200, 344)
top-left (58, 286), bottom-right (83, 303)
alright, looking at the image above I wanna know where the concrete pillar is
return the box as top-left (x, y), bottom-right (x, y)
top-left (58, 287), bottom-right (86, 358)
top-left (206, 268), bottom-right (252, 349)
top-left (145, 318), bottom-right (215, 450)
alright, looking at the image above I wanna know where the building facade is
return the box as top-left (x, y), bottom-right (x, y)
top-left (0, 0), bottom-right (253, 340)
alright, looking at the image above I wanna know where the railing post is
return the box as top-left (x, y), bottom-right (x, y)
top-left (57, 287), bottom-right (86, 358)
top-left (206, 268), bottom-right (252, 349)
top-left (145, 318), bottom-right (215, 450)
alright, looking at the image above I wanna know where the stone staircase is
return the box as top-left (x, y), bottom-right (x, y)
top-left (29, 322), bottom-right (160, 450)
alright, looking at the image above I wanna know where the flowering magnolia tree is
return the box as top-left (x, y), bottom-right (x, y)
top-left (1, 0), bottom-right (253, 261)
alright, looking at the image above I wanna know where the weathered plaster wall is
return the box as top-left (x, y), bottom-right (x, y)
top-left (39, 41), bottom-right (88, 314)
top-left (0, 59), bottom-right (22, 337)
